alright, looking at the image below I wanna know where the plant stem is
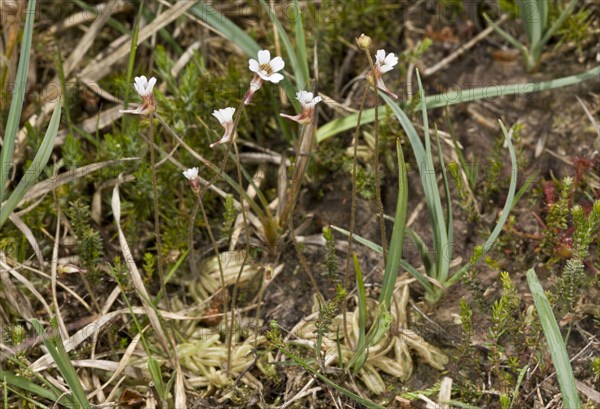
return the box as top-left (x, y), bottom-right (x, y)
top-left (149, 117), bottom-right (169, 310)
top-left (362, 49), bottom-right (387, 265)
top-left (195, 192), bottom-right (228, 330)
top-left (343, 83), bottom-right (370, 349)
top-left (226, 141), bottom-right (251, 376)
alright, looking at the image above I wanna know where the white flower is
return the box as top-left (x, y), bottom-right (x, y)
top-left (245, 50), bottom-right (285, 105)
top-left (248, 50), bottom-right (285, 84)
top-left (296, 91), bottom-right (322, 108)
top-left (133, 75), bottom-right (157, 96)
top-left (281, 91), bottom-right (322, 124)
top-left (120, 75), bottom-right (157, 115)
top-left (183, 167), bottom-right (201, 193)
top-left (183, 167), bottom-right (199, 180)
top-left (210, 107), bottom-right (236, 148)
top-left (370, 49), bottom-right (398, 99)
top-left (375, 50), bottom-right (398, 74)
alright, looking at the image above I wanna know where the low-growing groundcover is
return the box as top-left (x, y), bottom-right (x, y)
top-left (0, 1), bottom-right (599, 408)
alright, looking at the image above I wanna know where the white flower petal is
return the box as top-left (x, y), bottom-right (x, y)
top-left (269, 56), bottom-right (285, 72)
top-left (297, 91), bottom-right (313, 104)
top-left (375, 49), bottom-right (386, 65)
top-left (222, 107), bottom-right (235, 121)
top-left (379, 64), bottom-right (394, 74)
top-left (383, 53), bottom-right (398, 67)
top-left (212, 108), bottom-right (235, 125)
top-left (312, 96), bottom-right (322, 105)
top-left (137, 76), bottom-right (148, 89)
top-left (212, 109), bottom-right (224, 124)
top-left (256, 71), bottom-right (271, 81)
top-left (248, 59), bottom-right (260, 73)
top-left (146, 77), bottom-right (157, 93)
top-left (267, 73), bottom-right (284, 83)
top-left (183, 168), bottom-right (199, 180)
top-left (257, 49), bottom-right (271, 65)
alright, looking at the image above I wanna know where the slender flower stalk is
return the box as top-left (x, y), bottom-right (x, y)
top-left (182, 167), bottom-right (229, 345)
top-left (210, 107), bottom-right (236, 148)
top-left (368, 49), bottom-right (399, 99)
top-left (280, 91), bottom-right (322, 124)
top-left (245, 50), bottom-right (285, 105)
top-left (120, 76), bottom-right (157, 115)
top-left (121, 75), bottom-right (168, 308)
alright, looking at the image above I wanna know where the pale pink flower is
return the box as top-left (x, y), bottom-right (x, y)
top-left (280, 91), bottom-right (322, 124)
top-left (244, 50), bottom-right (285, 105)
top-left (370, 50), bottom-right (398, 99)
top-left (120, 76), bottom-right (157, 115)
top-left (183, 167), bottom-right (199, 180)
top-left (210, 107), bottom-right (236, 148)
top-left (183, 167), bottom-right (201, 193)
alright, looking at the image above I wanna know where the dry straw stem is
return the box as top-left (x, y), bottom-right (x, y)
top-left (361, 40), bottom-right (387, 265)
top-left (111, 180), bottom-right (173, 361)
top-left (148, 119), bottom-right (169, 310)
top-left (0, 258), bottom-right (53, 319)
top-left (51, 209), bottom-right (69, 340)
top-left (279, 118), bottom-right (317, 228)
top-left (0, 258), bottom-right (35, 320)
top-left (44, 1), bottom-right (132, 35)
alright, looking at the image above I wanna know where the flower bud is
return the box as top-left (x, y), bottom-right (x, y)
top-left (357, 34), bottom-right (372, 50)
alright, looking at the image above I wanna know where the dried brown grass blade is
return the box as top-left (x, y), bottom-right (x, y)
top-left (12, 158), bottom-right (137, 207)
top-left (111, 179), bottom-right (171, 357)
top-left (8, 213), bottom-right (43, 265)
top-left (0, 258), bottom-right (52, 319)
top-left (78, 1), bottom-right (196, 81)
top-left (51, 208), bottom-right (69, 339)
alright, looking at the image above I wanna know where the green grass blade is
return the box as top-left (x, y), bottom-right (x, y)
top-left (0, 371), bottom-right (62, 404)
top-left (537, 0), bottom-right (548, 31)
top-left (518, 1), bottom-right (542, 46)
top-left (484, 12), bottom-right (530, 63)
top-left (121, 0), bottom-right (143, 130)
top-left (482, 121), bottom-right (517, 254)
top-left (54, 47), bottom-right (72, 135)
top-left (387, 214), bottom-right (434, 272)
top-left (293, 0), bottom-right (310, 87)
top-left (512, 168), bottom-right (539, 207)
top-left (351, 140), bottom-right (411, 369)
top-left (435, 125), bottom-right (454, 280)
top-left (0, 0), bottom-right (37, 205)
top-left (351, 253), bottom-right (368, 373)
top-left (405, 227), bottom-right (433, 274)
top-left (31, 319), bottom-right (90, 408)
top-left (416, 71), bottom-right (449, 283)
top-left (379, 140), bottom-right (409, 309)
top-left (538, 0), bottom-right (577, 50)
top-left (330, 225), bottom-right (382, 253)
top-left (526, 268), bottom-right (580, 408)
top-left (0, 105), bottom-right (62, 228)
top-left (316, 65), bottom-right (600, 143)
top-left (258, 0), bottom-right (308, 89)
top-left (191, 2), bottom-right (260, 56)
top-left (148, 357), bottom-right (165, 401)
